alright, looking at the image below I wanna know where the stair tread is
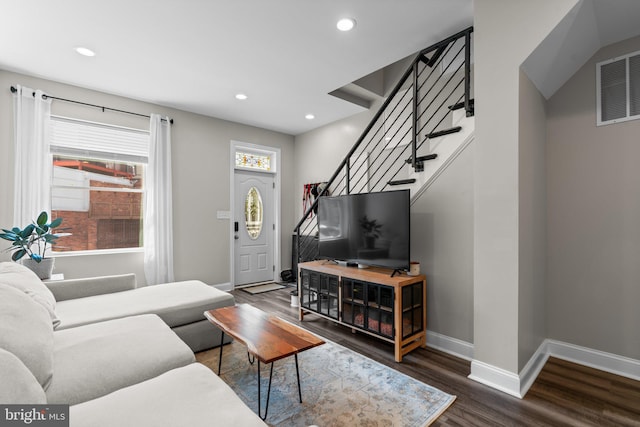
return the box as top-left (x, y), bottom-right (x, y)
top-left (426, 127), bottom-right (462, 139)
top-left (405, 153), bottom-right (438, 164)
top-left (448, 99), bottom-right (475, 111)
top-left (388, 179), bottom-right (416, 186)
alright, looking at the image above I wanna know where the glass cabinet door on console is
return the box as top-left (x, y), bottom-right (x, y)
top-left (402, 282), bottom-right (423, 339)
top-left (342, 279), bottom-right (394, 338)
top-left (341, 278), bottom-right (366, 328)
top-left (366, 283), bottom-right (394, 338)
top-left (300, 269), bottom-right (338, 320)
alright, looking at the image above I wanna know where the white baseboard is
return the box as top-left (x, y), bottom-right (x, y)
top-left (518, 341), bottom-right (550, 397)
top-left (469, 338), bottom-right (640, 399)
top-left (426, 330), bottom-right (474, 361)
top-left (546, 339), bottom-right (640, 381)
top-left (469, 359), bottom-right (523, 398)
top-left (213, 282), bottom-right (232, 292)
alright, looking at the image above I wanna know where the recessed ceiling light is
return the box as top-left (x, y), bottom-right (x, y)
top-left (337, 18), bottom-right (356, 32)
top-left (75, 47), bottom-right (96, 57)
top-left (235, 93), bottom-right (248, 100)
top-left (305, 114), bottom-right (315, 120)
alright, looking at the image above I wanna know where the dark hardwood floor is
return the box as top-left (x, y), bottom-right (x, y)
top-left (219, 287), bottom-right (640, 426)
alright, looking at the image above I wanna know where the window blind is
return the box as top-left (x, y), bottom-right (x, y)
top-left (50, 116), bottom-right (150, 163)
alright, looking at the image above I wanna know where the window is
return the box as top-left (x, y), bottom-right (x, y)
top-left (235, 151), bottom-right (271, 171)
top-left (49, 116), bottom-right (149, 252)
top-left (597, 50), bottom-right (640, 126)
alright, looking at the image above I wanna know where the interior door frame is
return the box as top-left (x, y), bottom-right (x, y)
top-left (229, 140), bottom-right (281, 289)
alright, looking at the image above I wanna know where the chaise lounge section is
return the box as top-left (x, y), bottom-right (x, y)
top-left (44, 272), bottom-right (235, 352)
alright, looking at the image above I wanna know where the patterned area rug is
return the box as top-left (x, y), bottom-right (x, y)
top-left (197, 338), bottom-right (455, 426)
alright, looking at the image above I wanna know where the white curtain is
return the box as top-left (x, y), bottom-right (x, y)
top-left (144, 114), bottom-right (174, 285)
top-left (12, 85), bottom-right (52, 227)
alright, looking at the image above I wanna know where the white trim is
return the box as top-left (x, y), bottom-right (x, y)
top-left (469, 338), bottom-right (640, 399)
top-left (518, 341), bottom-right (550, 397)
top-left (546, 339), bottom-right (640, 381)
top-left (229, 141), bottom-right (281, 290)
top-left (213, 282), bottom-right (233, 292)
top-left (469, 359), bottom-right (523, 398)
top-left (410, 132), bottom-right (475, 204)
top-left (426, 330), bottom-right (474, 361)
top-left (51, 247), bottom-right (144, 257)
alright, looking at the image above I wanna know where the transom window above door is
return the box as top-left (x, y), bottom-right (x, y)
top-left (235, 151), bottom-right (272, 171)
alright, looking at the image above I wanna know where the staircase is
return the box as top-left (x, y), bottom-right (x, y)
top-left (293, 27), bottom-right (474, 272)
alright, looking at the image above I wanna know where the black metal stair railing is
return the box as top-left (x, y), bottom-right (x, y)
top-left (293, 27), bottom-right (474, 274)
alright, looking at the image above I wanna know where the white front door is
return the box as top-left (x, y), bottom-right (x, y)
top-left (234, 169), bottom-right (275, 286)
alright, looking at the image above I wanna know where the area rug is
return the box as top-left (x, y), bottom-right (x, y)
top-left (197, 339), bottom-right (456, 426)
top-left (242, 283), bottom-right (286, 294)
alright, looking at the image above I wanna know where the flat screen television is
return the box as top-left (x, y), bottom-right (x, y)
top-left (317, 190), bottom-right (410, 271)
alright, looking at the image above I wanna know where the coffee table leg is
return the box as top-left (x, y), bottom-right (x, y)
top-left (217, 331), bottom-right (224, 375)
top-left (295, 353), bottom-right (302, 403)
top-left (257, 360), bottom-right (274, 420)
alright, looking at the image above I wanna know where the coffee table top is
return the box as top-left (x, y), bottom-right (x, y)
top-left (204, 304), bottom-right (325, 364)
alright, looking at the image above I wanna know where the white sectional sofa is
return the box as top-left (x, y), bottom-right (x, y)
top-left (0, 262), bottom-right (266, 427)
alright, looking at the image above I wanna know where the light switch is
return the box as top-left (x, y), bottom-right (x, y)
top-left (216, 210), bottom-right (231, 219)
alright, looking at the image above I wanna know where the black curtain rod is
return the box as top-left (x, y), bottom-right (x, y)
top-left (10, 85), bottom-right (173, 124)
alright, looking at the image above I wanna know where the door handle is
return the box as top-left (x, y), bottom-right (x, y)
top-left (234, 221), bottom-right (239, 232)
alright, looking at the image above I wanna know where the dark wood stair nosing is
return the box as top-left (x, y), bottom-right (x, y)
top-left (388, 179), bottom-right (417, 186)
top-left (426, 126), bottom-right (462, 139)
top-left (405, 153), bottom-right (438, 165)
top-left (448, 99), bottom-right (475, 111)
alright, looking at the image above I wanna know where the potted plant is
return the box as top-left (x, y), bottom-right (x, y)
top-left (0, 211), bottom-right (66, 279)
top-left (359, 215), bottom-right (382, 249)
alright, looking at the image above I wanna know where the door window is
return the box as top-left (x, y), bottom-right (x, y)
top-left (245, 187), bottom-right (263, 239)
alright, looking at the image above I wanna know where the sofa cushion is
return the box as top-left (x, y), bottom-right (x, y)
top-left (70, 363), bottom-right (267, 427)
top-left (45, 273), bottom-right (137, 301)
top-left (0, 348), bottom-right (47, 404)
top-left (55, 280), bottom-right (234, 330)
top-left (0, 261), bottom-right (60, 328)
top-left (46, 314), bottom-right (195, 405)
top-left (0, 283), bottom-right (54, 389)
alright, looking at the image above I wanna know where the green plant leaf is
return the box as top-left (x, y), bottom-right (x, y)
top-left (49, 218), bottom-right (63, 228)
top-left (12, 249), bottom-right (26, 261)
top-left (31, 253), bottom-right (42, 262)
top-left (36, 211), bottom-right (48, 226)
top-left (20, 224), bottom-right (35, 238)
top-left (44, 234), bottom-right (59, 244)
top-left (0, 233), bottom-right (17, 241)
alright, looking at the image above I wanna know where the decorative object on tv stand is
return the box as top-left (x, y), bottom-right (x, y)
top-left (0, 211), bottom-right (68, 279)
top-left (408, 261), bottom-right (420, 276)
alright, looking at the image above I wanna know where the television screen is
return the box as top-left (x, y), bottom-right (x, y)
top-left (317, 190), bottom-right (410, 271)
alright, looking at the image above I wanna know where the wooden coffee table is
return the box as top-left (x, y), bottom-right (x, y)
top-left (204, 304), bottom-right (325, 420)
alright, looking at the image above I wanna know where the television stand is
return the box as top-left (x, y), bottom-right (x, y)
top-left (297, 261), bottom-right (426, 362)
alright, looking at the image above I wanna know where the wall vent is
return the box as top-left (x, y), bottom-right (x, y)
top-left (596, 50), bottom-right (640, 126)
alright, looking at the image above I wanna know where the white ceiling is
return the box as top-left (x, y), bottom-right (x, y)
top-left (522, 0), bottom-right (640, 99)
top-left (0, 1), bottom-right (472, 135)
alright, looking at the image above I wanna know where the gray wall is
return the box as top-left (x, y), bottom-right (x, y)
top-left (518, 70), bottom-right (547, 371)
top-left (547, 35), bottom-right (640, 360)
top-left (0, 70), bottom-right (295, 286)
top-left (411, 141), bottom-right (474, 343)
top-left (473, 0), bottom-right (578, 374)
